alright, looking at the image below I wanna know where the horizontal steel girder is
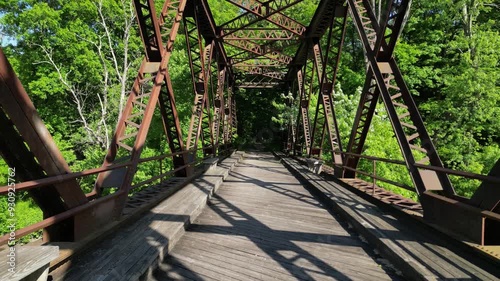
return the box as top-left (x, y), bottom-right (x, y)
top-left (223, 0), bottom-right (306, 36)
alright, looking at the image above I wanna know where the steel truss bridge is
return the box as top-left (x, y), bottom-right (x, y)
top-left (0, 0), bottom-right (499, 280)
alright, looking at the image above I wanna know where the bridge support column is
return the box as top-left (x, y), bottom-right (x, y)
top-left (296, 69), bottom-right (312, 156)
top-left (184, 10), bottom-right (216, 159)
top-left (0, 48), bottom-right (88, 242)
top-left (212, 65), bottom-right (227, 155)
top-left (308, 7), bottom-right (348, 175)
top-left (89, 0), bottom-right (189, 229)
top-left (346, 0), bottom-right (454, 195)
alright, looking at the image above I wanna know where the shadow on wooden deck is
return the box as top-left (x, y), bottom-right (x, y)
top-left (152, 152), bottom-right (400, 281)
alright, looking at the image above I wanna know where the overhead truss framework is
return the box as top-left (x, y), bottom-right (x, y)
top-left (5, 0), bottom-right (499, 246)
top-left (216, 0), bottom-right (458, 202)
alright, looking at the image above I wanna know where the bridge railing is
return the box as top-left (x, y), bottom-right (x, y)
top-left (317, 149), bottom-right (500, 245)
top-left (330, 151), bottom-right (500, 194)
top-left (339, 152), bottom-right (414, 193)
top-left (0, 146), bottom-right (228, 245)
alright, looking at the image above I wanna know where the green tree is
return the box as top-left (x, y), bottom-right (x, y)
top-left (1, 0), bottom-right (142, 153)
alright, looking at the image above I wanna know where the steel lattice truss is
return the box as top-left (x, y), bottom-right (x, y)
top-left (1, 0), bottom-right (499, 246)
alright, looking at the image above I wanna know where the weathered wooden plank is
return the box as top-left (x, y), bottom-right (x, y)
top-left (185, 221), bottom-right (363, 250)
top-left (67, 171), bottom-right (220, 278)
top-left (173, 244), bottom-right (296, 280)
top-left (175, 232), bottom-right (392, 279)
top-left (213, 189), bottom-right (329, 207)
top-left (183, 228), bottom-right (374, 260)
top-left (156, 152), bottom-right (396, 281)
top-left (153, 261), bottom-right (218, 281)
top-left (52, 153), bottom-right (243, 281)
top-left (207, 196), bottom-right (337, 221)
top-left (164, 255), bottom-right (239, 281)
top-left (168, 252), bottom-right (253, 281)
top-left (195, 209), bottom-right (347, 235)
top-left (280, 156), bottom-right (500, 280)
top-left (0, 246), bottom-right (58, 281)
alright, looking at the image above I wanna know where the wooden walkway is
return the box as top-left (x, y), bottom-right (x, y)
top-left (51, 153), bottom-right (243, 281)
top-left (152, 152), bottom-right (399, 281)
top-left (281, 156), bottom-right (500, 280)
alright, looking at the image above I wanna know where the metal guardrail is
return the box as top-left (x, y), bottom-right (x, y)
top-left (288, 148), bottom-right (500, 245)
top-left (0, 146), bottom-right (231, 245)
top-left (323, 150), bottom-right (500, 193)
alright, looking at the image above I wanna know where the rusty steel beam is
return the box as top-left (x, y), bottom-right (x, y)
top-left (296, 69), bottom-right (312, 155)
top-left (285, 82), bottom-right (297, 152)
top-left (200, 93), bottom-right (215, 156)
top-left (344, 0), bottom-right (385, 177)
top-left (187, 0), bottom-right (234, 155)
top-left (242, 67), bottom-right (287, 80)
top-left (0, 48), bottom-right (93, 241)
top-left (223, 85), bottom-right (237, 144)
top-left (232, 50), bottom-right (293, 65)
top-left (224, 37), bottom-right (267, 56)
top-left (223, 28), bottom-right (296, 41)
top-left (293, 65), bottom-right (310, 156)
top-left (347, 0), bottom-right (454, 196)
top-left (233, 61), bottom-right (285, 68)
top-left (184, 14), bottom-right (215, 155)
top-left (237, 73), bottom-right (284, 88)
top-left (222, 0), bottom-right (306, 37)
top-left (308, 5), bottom-right (348, 166)
top-left (228, 32), bottom-right (298, 56)
top-left (296, 57), bottom-right (318, 155)
top-left (286, 122), bottom-right (295, 151)
top-left (213, 66), bottom-right (226, 152)
top-left (196, 0), bottom-right (234, 81)
top-left (344, 0), bottom-right (412, 171)
top-left (286, 0), bottom-right (347, 80)
top-left (157, 69), bottom-right (187, 176)
top-left (94, 0), bottom-right (188, 219)
top-left (342, 0), bottom-right (411, 169)
top-left (225, 36), bottom-right (297, 63)
top-left (0, 49), bottom-right (87, 207)
top-left (0, 107), bottom-right (67, 213)
top-left (0, 49), bottom-right (90, 241)
top-left (344, 75), bottom-right (380, 177)
top-left (223, 85), bottom-right (234, 145)
top-left (227, 38), bottom-right (295, 66)
top-left (234, 64), bottom-right (283, 71)
top-left (234, 67), bottom-right (287, 77)
top-left (230, 97), bottom-right (238, 142)
top-left (374, 0), bottom-right (412, 60)
top-left (344, 0), bottom-right (392, 176)
top-left (153, 1), bottom-right (190, 176)
top-left (119, 1), bottom-right (188, 188)
top-left (133, 0), bottom-right (163, 62)
top-left (238, 82), bottom-right (281, 88)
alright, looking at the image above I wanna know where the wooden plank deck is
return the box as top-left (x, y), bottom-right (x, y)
top-left (152, 152), bottom-right (400, 281)
top-left (50, 152), bottom-right (243, 281)
top-left (280, 156), bottom-right (500, 281)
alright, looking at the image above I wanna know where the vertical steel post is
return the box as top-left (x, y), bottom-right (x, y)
top-left (308, 5), bottom-right (348, 168)
top-left (347, 0), bottom-right (454, 195)
top-left (184, 11), bottom-right (216, 157)
top-left (0, 48), bottom-right (88, 241)
top-left (213, 66), bottom-right (227, 154)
